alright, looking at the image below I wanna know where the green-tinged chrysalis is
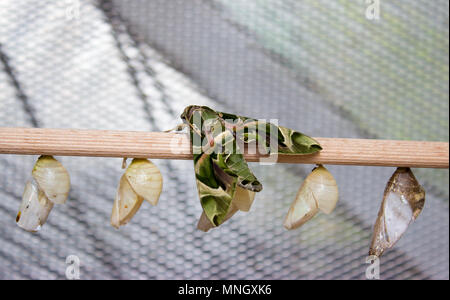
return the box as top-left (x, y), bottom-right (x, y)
top-left (111, 158), bottom-right (163, 229)
top-left (283, 165), bottom-right (339, 230)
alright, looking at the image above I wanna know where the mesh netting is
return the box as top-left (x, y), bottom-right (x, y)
top-left (0, 0), bottom-right (448, 279)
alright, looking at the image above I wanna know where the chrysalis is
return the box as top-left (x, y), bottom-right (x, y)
top-left (16, 181), bottom-right (54, 232)
top-left (111, 158), bottom-right (163, 229)
top-left (369, 167), bottom-right (425, 257)
top-left (16, 155), bottom-right (70, 232)
top-left (124, 158), bottom-right (163, 206)
top-left (31, 155), bottom-right (71, 204)
top-left (283, 165), bottom-right (339, 230)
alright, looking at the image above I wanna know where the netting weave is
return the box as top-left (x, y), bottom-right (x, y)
top-left (0, 0), bottom-right (448, 279)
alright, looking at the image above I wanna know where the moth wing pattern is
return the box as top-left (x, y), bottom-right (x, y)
top-left (216, 109), bottom-right (322, 155)
top-left (194, 152), bottom-right (238, 226)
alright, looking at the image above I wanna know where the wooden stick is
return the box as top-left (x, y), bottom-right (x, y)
top-left (0, 127), bottom-right (448, 168)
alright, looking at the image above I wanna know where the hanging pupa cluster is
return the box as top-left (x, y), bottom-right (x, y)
top-left (111, 158), bottom-right (163, 229)
top-left (16, 155), bottom-right (70, 232)
top-left (279, 165), bottom-right (426, 257)
top-left (15, 156), bottom-right (164, 232)
top-left (13, 155), bottom-right (427, 260)
top-left (283, 165), bottom-right (339, 230)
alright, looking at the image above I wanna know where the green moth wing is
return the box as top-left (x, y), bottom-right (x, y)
top-left (181, 105), bottom-right (322, 227)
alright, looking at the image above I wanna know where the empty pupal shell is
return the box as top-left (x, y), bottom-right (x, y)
top-left (283, 165), bottom-right (338, 230)
top-left (111, 175), bottom-right (144, 229)
top-left (111, 158), bottom-right (163, 229)
top-left (32, 155), bottom-right (70, 204)
top-left (369, 167), bottom-right (425, 257)
top-left (125, 158), bottom-right (163, 206)
top-left (16, 181), bottom-right (54, 232)
top-left (283, 181), bottom-right (319, 230)
top-left (197, 186), bottom-right (254, 232)
top-left (308, 165), bottom-right (339, 214)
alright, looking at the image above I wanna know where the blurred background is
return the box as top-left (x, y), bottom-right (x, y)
top-left (0, 0), bottom-right (448, 279)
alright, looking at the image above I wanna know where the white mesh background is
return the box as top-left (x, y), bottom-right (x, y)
top-left (0, 0), bottom-right (448, 279)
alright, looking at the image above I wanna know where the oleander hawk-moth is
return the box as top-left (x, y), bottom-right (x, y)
top-left (179, 105), bottom-right (322, 229)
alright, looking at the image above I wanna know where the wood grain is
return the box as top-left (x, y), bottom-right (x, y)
top-left (0, 127), bottom-right (448, 168)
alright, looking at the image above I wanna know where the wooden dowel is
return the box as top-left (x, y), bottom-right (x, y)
top-left (0, 127), bottom-right (448, 168)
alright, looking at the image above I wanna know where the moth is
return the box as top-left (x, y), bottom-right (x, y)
top-left (176, 105), bottom-right (322, 228)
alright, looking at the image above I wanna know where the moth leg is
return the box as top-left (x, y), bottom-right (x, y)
top-left (164, 123), bottom-right (188, 133)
